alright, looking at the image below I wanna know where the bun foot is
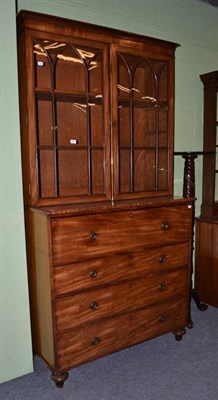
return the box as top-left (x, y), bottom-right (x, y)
top-left (173, 328), bottom-right (186, 341)
top-left (51, 371), bottom-right (69, 388)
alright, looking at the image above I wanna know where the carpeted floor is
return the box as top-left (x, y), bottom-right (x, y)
top-left (1, 302), bottom-right (218, 400)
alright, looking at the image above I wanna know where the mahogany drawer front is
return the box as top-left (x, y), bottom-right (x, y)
top-left (53, 242), bottom-right (190, 295)
top-left (55, 268), bottom-right (188, 332)
top-left (52, 205), bottom-right (192, 266)
top-left (57, 297), bottom-right (188, 370)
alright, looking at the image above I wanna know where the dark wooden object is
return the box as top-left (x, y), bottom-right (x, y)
top-left (174, 152), bottom-right (208, 314)
top-left (194, 71), bottom-right (218, 308)
top-left (17, 10), bottom-right (193, 387)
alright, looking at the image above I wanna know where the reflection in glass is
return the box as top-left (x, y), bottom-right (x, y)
top-left (55, 46), bottom-right (86, 92)
top-left (34, 43), bottom-right (51, 89)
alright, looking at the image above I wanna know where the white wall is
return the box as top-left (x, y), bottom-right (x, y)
top-left (0, 0), bottom-right (33, 384)
top-left (0, 0), bottom-right (217, 383)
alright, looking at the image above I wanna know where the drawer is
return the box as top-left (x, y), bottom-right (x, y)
top-left (52, 205), bottom-right (192, 265)
top-left (56, 297), bottom-right (188, 370)
top-left (55, 268), bottom-right (188, 332)
top-left (53, 242), bottom-right (190, 295)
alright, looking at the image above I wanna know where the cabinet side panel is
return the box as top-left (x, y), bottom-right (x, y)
top-left (17, 28), bottom-right (30, 205)
top-left (25, 209), bottom-right (55, 367)
top-left (195, 221), bottom-right (217, 306)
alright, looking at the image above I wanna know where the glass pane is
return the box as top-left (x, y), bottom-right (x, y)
top-left (119, 150), bottom-right (131, 193)
top-left (157, 150), bottom-right (168, 191)
top-left (90, 104), bottom-right (104, 146)
top-left (117, 54), bottom-right (131, 99)
top-left (134, 150), bottom-right (156, 191)
top-left (133, 59), bottom-right (156, 103)
top-left (37, 97), bottom-right (53, 145)
top-left (34, 42), bottom-right (51, 89)
top-left (56, 100), bottom-right (87, 146)
top-left (91, 150), bottom-right (104, 194)
top-left (38, 150), bottom-right (56, 197)
top-left (159, 108), bottom-right (168, 147)
top-left (55, 46), bottom-right (86, 93)
top-left (119, 104), bottom-right (130, 146)
top-left (215, 173), bottom-right (218, 202)
top-left (134, 107), bottom-right (156, 147)
top-left (89, 51), bottom-right (103, 96)
top-left (58, 150), bottom-right (88, 196)
top-left (152, 61), bottom-right (168, 103)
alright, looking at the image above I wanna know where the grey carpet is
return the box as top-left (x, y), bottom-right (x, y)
top-left (1, 301), bottom-right (218, 400)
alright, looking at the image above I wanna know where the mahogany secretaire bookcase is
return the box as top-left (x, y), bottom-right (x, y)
top-left (17, 10), bottom-right (193, 387)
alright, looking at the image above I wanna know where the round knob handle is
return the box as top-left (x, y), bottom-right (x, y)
top-left (158, 315), bottom-right (165, 322)
top-left (91, 337), bottom-right (100, 345)
top-left (90, 269), bottom-right (97, 279)
top-left (159, 255), bottom-right (166, 263)
top-left (89, 231), bottom-right (97, 241)
top-left (90, 301), bottom-right (98, 310)
top-left (158, 283), bottom-right (166, 291)
top-left (161, 222), bottom-right (169, 230)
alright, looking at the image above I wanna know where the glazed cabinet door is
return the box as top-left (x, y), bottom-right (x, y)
top-left (19, 31), bottom-right (111, 206)
top-left (111, 44), bottom-right (174, 201)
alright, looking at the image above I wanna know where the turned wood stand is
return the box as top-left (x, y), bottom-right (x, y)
top-left (174, 151), bottom-right (208, 316)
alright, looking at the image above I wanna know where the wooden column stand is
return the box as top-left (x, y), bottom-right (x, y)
top-left (174, 151), bottom-right (208, 319)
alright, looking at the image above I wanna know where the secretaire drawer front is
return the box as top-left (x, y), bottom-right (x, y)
top-left (53, 242), bottom-right (190, 295)
top-left (52, 205), bottom-right (192, 265)
top-left (55, 268), bottom-right (188, 332)
top-left (57, 297), bottom-right (188, 370)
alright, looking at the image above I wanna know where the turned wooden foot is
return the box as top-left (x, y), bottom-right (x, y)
top-left (51, 371), bottom-right (69, 388)
top-left (173, 328), bottom-right (186, 341)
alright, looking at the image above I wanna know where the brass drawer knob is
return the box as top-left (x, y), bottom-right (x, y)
top-left (158, 283), bottom-right (166, 291)
top-left (161, 222), bottom-right (169, 230)
top-left (159, 255), bottom-right (166, 263)
top-left (90, 301), bottom-right (98, 310)
top-left (90, 269), bottom-right (97, 279)
top-left (158, 315), bottom-right (165, 322)
top-left (89, 231), bottom-right (97, 241)
top-left (91, 337), bottom-right (100, 345)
